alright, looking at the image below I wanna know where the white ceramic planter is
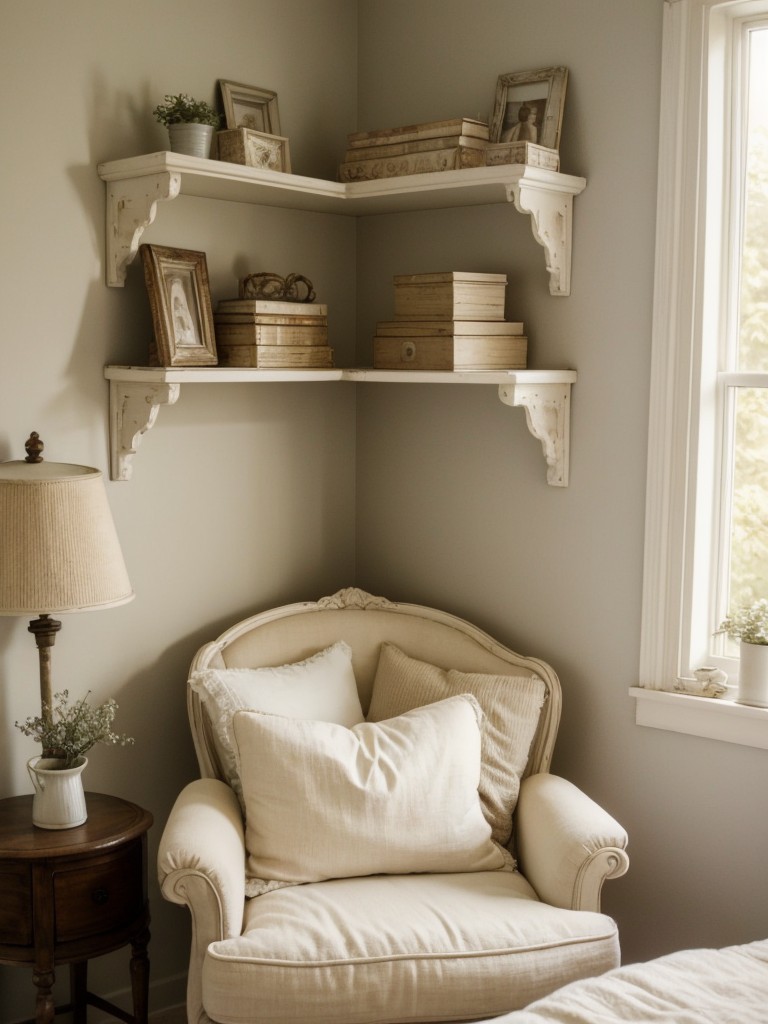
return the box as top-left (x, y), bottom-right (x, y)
top-left (27, 755), bottom-right (88, 829)
top-left (737, 641), bottom-right (768, 708)
top-left (167, 123), bottom-right (215, 158)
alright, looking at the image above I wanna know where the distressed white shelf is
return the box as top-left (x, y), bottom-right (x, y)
top-left (104, 365), bottom-right (576, 487)
top-left (97, 152), bottom-right (586, 295)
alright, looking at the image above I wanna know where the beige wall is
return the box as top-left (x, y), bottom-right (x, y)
top-left (1, 1), bottom-right (766, 1020)
top-left (355, 0), bottom-right (768, 967)
top-left (0, 2), bottom-right (357, 1019)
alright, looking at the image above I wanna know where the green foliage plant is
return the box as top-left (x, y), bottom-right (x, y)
top-left (15, 690), bottom-right (135, 769)
top-left (718, 599), bottom-right (768, 646)
top-left (153, 94), bottom-right (220, 128)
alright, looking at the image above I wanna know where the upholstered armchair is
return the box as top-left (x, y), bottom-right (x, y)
top-left (158, 588), bottom-right (629, 1024)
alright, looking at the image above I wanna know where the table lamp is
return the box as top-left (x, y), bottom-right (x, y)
top-left (0, 433), bottom-right (134, 723)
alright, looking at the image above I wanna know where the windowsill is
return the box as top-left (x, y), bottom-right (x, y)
top-left (630, 687), bottom-right (768, 749)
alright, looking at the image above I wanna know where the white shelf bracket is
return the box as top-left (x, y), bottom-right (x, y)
top-left (506, 181), bottom-right (574, 296)
top-left (109, 380), bottom-right (181, 480)
top-left (498, 381), bottom-right (571, 486)
top-left (105, 171), bottom-right (181, 286)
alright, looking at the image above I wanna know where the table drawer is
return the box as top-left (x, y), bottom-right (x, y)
top-left (0, 862), bottom-right (33, 946)
top-left (54, 839), bottom-right (143, 943)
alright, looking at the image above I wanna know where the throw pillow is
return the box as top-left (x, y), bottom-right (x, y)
top-left (189, 641), bottom-right (364, 801)
top-left (366, 643), bottom-right (546, 850)
top-left (232, 694), bottom-right (507, 896)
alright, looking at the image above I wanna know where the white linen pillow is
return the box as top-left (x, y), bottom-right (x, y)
top-left (189, 641), bottom-right (364, 801)
top-left (366, 643), bottom-right (546, 853)
top-left (232, 694), bottom-right (507, 897)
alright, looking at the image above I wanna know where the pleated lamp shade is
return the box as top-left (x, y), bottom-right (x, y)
top-left (0, 460), bottom-right (134, 615)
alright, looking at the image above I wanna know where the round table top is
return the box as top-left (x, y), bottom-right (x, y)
top-left (0, 792), bottom-right (153, 859)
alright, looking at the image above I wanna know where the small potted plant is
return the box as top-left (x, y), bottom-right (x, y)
top-left (16, 690), bottom-right (134, 828)
top-left (153, 93), bottom-right (221, 158)
top-left (717, 599), bottom-right (768, 707)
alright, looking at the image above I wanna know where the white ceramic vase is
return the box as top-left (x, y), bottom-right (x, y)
top-left (27, 755), bottom-right (88, 829)
top-left (167, 123), bottom-right (215, 158)
top-left (737, 641), bottom-right (768, 708)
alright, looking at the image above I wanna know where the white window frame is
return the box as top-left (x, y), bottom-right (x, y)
top-left (632, 0), bottom-right (768, 748)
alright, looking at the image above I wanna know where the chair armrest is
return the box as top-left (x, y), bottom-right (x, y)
top-left (158, 778), bottom-right (246, 1024)
top-left (158, 777), bottom-right (246, 939)
top-left (516, 773), bottom-right (629, 913)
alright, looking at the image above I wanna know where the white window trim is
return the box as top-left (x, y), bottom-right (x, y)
top-left (635, 0), bottom-right (768, 746)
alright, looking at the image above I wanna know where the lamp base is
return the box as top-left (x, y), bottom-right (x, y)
top-left (27, 614), bottom-right (62, 717)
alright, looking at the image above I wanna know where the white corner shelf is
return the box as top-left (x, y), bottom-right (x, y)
top-left (104, 365), bottom-right (576, 487)
top-left (97, 152), bottom-right (586, 295)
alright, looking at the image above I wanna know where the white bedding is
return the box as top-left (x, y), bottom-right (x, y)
top-left (483, 940), bottom-right (768, 1023)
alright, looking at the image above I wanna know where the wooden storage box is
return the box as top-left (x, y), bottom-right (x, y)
top-left (393, 272), bottom-right (507, 321)
top-left (485, 142), bottom-right (560, 171)
top-left (218, 343), bottom-right (334, 368)
top-left (373, 327), bottom-right (527, 371)
top-left (217, 128), bottom-right (291, 172)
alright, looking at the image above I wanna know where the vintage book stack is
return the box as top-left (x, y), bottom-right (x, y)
top-left (339, 118), bottom-right (490, 182)
top-left (214, 298), bottom-right (333, 367)
top-left (373, 272), bottom-right (528, 371)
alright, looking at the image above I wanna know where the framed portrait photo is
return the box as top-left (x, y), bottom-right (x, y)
top-left (490, 66), bottom-right (568, 150)
top-left (218, 79), bottom-right (281, 135)
top-left (139, 244), bottom-right (218, 367)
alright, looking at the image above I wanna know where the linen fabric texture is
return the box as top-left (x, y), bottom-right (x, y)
top-left (203, 871), bottom-right (621, 1024)
top-left (367, 642), bottom-right (547, 855)
top-left (188, 641), bottom-right (364, 804)
top-left (232, 694), bottom-right (507, 897)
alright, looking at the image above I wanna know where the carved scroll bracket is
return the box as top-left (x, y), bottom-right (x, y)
top-left (106, 172), bottom-right (181, 286)
top-left (109, 380), bottom-right (181, 480)
top-left (498, 381), bottom-right (571, 487)
top-left (506, 181), bottom-right (575, 297)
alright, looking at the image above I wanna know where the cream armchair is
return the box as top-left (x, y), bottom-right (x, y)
top-left (158, 589), bottom-right (629, 1024)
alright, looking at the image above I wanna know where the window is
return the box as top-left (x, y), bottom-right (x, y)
top-left (634, 0), bottom-right (768, 747)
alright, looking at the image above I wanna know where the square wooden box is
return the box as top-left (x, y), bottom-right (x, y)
top-left (373, 325), bottom-right (527, 371)
top-left (217, 128), bottom-right (291, 172)
top-left (393, 272), bottom-right (507, 321)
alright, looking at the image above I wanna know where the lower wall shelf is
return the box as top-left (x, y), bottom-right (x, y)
top-left (104, 365), bottom-right (577, 487)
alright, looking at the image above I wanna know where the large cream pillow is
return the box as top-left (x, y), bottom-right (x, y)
top-left (232, 694), bottom-right (507, 897)
top-left (367, 643), bottom-right (546, 851)
top-left (189, 641), bottom-right (364, 801)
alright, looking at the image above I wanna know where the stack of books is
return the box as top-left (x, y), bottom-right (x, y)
top-left (214, 299), bottom-right (333, 368)
top-left (339, 118), bottom-right (489, 182)
top-left (373, 272), bottom-right (528, 371)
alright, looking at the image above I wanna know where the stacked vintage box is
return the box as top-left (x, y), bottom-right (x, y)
top-left (339, 118), bottom-right (489, 182)
top-left (373, 272), bottom-right (527, 371)
top-left (214, 298), bottom-right (333, 367)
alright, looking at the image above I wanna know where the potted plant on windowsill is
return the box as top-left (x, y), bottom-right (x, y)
top-left (15, 690), bottom-right (134, 828)
top-left (718, 600), bottom-right (768, 707)
top-left (153, 93), bottom-right (221, 159)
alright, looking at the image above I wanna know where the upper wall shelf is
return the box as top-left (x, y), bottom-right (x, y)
top-left (104, 365), bottom-right (576, 488)
top-left (97, 152), bottom-right (587, 295)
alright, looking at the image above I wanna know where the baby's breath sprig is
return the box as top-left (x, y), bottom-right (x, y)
top-left (15, 690), bottom-right (134, 769)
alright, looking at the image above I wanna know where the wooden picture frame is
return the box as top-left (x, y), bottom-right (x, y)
top-left (139, 244), bottom-right (217, 367)
top-left (489, 66), bottom-right (568, 150)
top-left (218, 79), bottom-right (281, 135)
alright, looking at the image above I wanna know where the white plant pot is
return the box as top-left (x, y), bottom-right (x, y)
top-left (737, 641), bottom-right (768, 708)
top-left (27, 755), bottom-right (88, 829)
top-left (167, 123), bottom-right (215, 158)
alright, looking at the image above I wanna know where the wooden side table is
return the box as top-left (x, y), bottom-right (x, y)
top-left (0, 792), bottom-right (153, 1024)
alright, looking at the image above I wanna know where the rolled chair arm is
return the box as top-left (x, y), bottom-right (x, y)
top-left (516, 773), bottom-right (629, 913)
top-left (158, 778), bottom-right (245, 1024)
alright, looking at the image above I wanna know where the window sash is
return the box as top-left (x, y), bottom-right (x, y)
top-left (640, 0), bottom-right (768, 691)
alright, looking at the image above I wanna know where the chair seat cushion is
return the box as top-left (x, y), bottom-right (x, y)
top-left (203, 871), bottom-right (620, 1024)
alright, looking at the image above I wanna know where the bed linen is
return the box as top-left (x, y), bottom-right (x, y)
top-left (482, 939), bottom-right (768, 1023)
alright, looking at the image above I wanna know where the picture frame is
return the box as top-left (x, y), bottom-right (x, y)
top-left (489, 66), bottom-right (568, 150)
top-left (139, 244), bottom-right (218, 367)
top-left (218, 79), bottom-right (281, 135)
